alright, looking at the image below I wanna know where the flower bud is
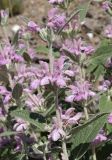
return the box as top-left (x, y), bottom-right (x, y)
top-left (0, 10), bottom-right (9, 26)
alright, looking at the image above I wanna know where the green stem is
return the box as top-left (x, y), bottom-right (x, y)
top-left (3, 26), bottom-right (9, 43)
top-left (84, 106), bottom-right (89, 120)
top-left (62, 139), bottom-right (69, 160)
top-left (55, 89), bottom-right (69, 160)
top-left (48, 28), bottom-right (68, 160)
top-left (92, 147), bottom-right (97, 160)
top-left (49, 42), bottom-right (54, 74)
top-left (43, 153), bottom-right (47, 160)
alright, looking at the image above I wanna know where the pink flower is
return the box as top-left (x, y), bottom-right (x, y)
top-left (65, 95), bottom-right (74, 103)
top-left (49, 128), bottom-right (65, 141)
top-left (64, 70), bottom-right (75, 77)
top-left (65, 81), bottom-right (95, 102)
top-left (62, 38), bottom-right (82, 55)
top-left (92, 133), bottom-right (107, 146)
top-left (102, 1), bottom-right (111, 11)
top-left (81, 45), bottom-right (95, 55)
top-left (25, 94), bottom-right (44, 111)
top-left (0, 10), bottom-right (9, 25)
top-left (0, 10), bottom-right (8, 19)
top-left (0, 86), bottom-right (11, 104)
top-left (14, 135), bottom-right (34, 152)
top-left (62, 38), bottom-right (94, 56)
top-left (56, 76), bottom-right (66, 88)
top-left (49, 0), bottom-right (64, 4)
top-left (47, 8), bottom-right (66, 31)
top-left (30, 79), bottom-right (40, 90)
top-left (48, 117), bottom-right (65, 141)
top-left (0, 57), bottom-right (9, 66)
top-left (49, 107), bottom-right (82, 141)
top-left (28, 21), bottom-right (40, 32)
top-left (0, 43), bottom-right (23, 66)
top-left (104, 25), bottom-right (112, 38)
top-left (60, 108), bottom-right (82, 125)
top-left (98, 80), bottom-right (110, 91)
top-left (39, 57), bottom-right (66, 88)
top-left (14, 136), bottom-right (22, 152)
top-left (41, 76), bottom-right (51, 86)
top-left (0, 108), bottom-right (6, 121)
top-left (13, 118), bottom-right (28, 132)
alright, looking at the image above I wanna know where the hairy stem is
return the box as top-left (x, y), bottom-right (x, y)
top-left (49, 42), bottom-right (54, 74)
top-left (48, 30), bottom-right (68, 160)
top-left (43, 153), bottom-right (47, 160)
top-left (92, 147), bottom-right (97, 160)
top-left (84, 106), bottom-right (89, 120)
top-left (55, 89), bottom-right (69, 160)
top-left (62, 139), bottom-right (69, 160)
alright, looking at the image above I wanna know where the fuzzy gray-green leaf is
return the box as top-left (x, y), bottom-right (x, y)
top-left (11, 110), bottom-right (45, 131)
top-left (69, 113), bottom-right (108, 160)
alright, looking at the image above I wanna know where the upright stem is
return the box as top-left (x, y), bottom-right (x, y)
top-left (92, 147), bottom-right (97, 160)
top-left (48, 30), bottom-right (68, 159)
top-left (84, 106), bottom-right (89, 120)
top-left (62, 139), bottom-right (69, 160)
top-left (43, 152), bottom-right (47, 160)
top-left (49, 42), bottom-right (54, 74)
top-left (55, 89), bottom-right (69, 160)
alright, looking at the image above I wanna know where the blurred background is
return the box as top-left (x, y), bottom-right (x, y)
top-left (0, 0), bottom-right (111, 46)
top-left (0, 0), bottom-right (49, 36)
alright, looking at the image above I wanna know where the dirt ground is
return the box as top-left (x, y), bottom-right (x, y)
top-left (0, 0), bottom-right (50, 36)
top-left (9, 0), bottom-right (50, 23)
top-left (0, 1), bottom-right (111, 45)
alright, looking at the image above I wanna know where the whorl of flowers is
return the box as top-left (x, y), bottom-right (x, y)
top-left (0, 0), bottom-right (112, 160)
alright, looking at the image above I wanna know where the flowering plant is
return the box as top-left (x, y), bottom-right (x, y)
top-left (0, 0), bottom-right (112, 160)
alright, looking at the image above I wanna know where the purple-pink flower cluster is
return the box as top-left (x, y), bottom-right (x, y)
top-left (49, 0), bottom-right (64, 4)
top-left (0, 0), bottom-right (112, 159)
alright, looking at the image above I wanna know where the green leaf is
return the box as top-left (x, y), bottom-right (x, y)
top-left (36, 46), bottom-right (49, 54)
top-left (64, 50), bottom-right (77, 62)
top-left (36, 46), bottom-right (60, 58)
top-left (44, 104), bottom-right (55, 117)
top-left (107, 123), bottom-right (112, 133)
top-left (77, 0), bottom-right (92, 22)
top-left (16, 47), bottom-right (26, 55)
top-left (93, 65), bottom-right (105, 80)
top-left (99, 95), bottom-right (112, 113)
top-left (0, 67), bottom-right (9, 84)
top-left (23, 52), bottom-right (31, 62)
top-left (12, 83), bottom-right (23, 100)
top-left (0, 131), bottom-right (17, 137)
top-left (12, 31), bottom-right (19, 47)
top-left (11, 110), bottom-right (45, 131)
top-left (14, 154), bottom-right (25, 160)
top-left (91, 45), bottom-right (112, 62)
top-left (87, 42), bottom-right (112, 79)
top-left (69, 113), bottom-right (108, 160)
